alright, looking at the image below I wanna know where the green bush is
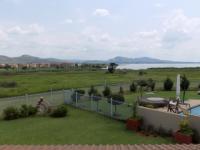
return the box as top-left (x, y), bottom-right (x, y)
top-left (179, 120), bottom-right (194, 136)
top-left (147, 78), bottom-right (156, 91)
top-left (102, 86), bottom-right (111, 97)
top-left (20, 105), bottom-right (29, 117)
top-left (157, 126), bottom-right (168, 137)
top-left (28, 105), bottom-right (38, 116)
top-left (50, 105), bottom-right (68, 118)
top-left (108, 94), bottom-right (125, 105)
top-left (20, 104), bottom-right (37, 117)
top-left (75, 89), bottom-right (85, 95)
top-left (92, 93), bottom-right (102, 101)
top-left (0, 81), bottom-right (17, 88)
top-left (130, 82), bottom-right (136, 92)
top-left (88, 85), bottom-right (98, 96)
top-left (163, 77), bottom-right (173, 91)
top-left (3, 106), bottom-right (20, 120)
top-left (198, 83), bottom-right (200, 89)
top-left (138, 70), bottom-right (146, 76)
top-left (119, 86), bottom-right (124, 95)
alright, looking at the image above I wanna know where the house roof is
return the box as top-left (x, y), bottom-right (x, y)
top-left (0, 144), bottom-right (199, 150)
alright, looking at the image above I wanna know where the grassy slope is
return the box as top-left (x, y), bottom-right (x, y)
top-left (0, 106), bottom-right (173, 145)
top-left (0, 68), bottom-right (200, 97)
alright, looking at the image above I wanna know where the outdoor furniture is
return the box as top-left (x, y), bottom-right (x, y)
top-left (167, 99), bottom-right (179, 113)
top-left (167, 98), bottom-right (191, 113)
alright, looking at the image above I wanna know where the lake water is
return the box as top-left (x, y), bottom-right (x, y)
top-left (117, 63), bottom-right (200, 70)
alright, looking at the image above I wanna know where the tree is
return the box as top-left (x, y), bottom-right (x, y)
top-left (108, 63), bottom-right (118, 73)
top-left (71, 89), bottom-right (85, 102)
top-left (137, 79), bottom-right (148, 97)
top-left (119, 86), bottom-right (124, 95)
top-left (147, 78), bottom-right (156, 91)
top-left (88, 85), bottom-right (98, 96)
top-left (22, 66), bottom-right (28, 70)
top-left (181, 75), bottom-right (190, 102)
top-left (102, 86), bottom-right (111, 97)
top-left (4, 64), bottom-right (11, 70)
top-left (108, 94), bottom-right (125, 115)
top-left (138, 70), bottom-right (146, 76)
top-left (130, 82), bottom-right (137, 92)
top-left (164, 77), bottom-right (173, 91)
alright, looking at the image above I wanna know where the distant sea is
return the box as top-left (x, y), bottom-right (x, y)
top-left (117, 63), bottom-right (200, 70)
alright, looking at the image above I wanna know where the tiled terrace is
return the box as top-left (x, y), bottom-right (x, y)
top-left (0, 145), bottom-right (200, 150)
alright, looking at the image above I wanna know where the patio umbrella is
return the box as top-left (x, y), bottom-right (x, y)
top-left (176, 74), bottom-right (181, 100)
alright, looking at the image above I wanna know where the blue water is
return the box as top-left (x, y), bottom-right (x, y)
top-left (117, 63), bottom-right (200, 70)
top-left (190, 106), bottom-right (200, 116)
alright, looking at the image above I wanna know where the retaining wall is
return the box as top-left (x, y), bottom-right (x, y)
top-left (138, 106), bottom-right (200, 141)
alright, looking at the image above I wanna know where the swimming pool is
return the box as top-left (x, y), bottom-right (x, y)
top-left (189, 105), bottom-right (200, 116)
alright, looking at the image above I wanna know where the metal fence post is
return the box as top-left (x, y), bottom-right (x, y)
top-left (91, 94), bottom-right (93, 111)
top-left (51, 88), bottom-right (53, 102)
top-left (63, 89), bottom-right (65, 103)
top-left (75, 91), bottom-right (78, 107)
top-left (110, 98), bottom-right (113, 117)
top-left (25, 94), bottom-right (28, 105)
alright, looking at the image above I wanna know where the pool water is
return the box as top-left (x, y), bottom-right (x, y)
top-left (190, 105), bottom-right (200, 116)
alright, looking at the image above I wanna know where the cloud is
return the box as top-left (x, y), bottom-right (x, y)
top-left (3, 0), bottom-right (23, 4)
top-left (93, 9), bottom-right (110, 17)
top-left (160, 9), bottom-right (200, 49)
top-left (77, 19), bottom-right (85, 24)
top-left (161, 31), bottom-right (191, 49)
top-left (1, 9), bottom-right (200, 61)
top-left (63, 19), bottom-right (73, 24)
top-left (163, 9), bottom-right (200, 33)
top-left (0, 30), bottom-right (7, 41)
top-left (154, 3), bottom-right (164, 8)
top-left (7, 24), bottom-right (44, 35)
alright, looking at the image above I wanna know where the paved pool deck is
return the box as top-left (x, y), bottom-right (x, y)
top-left (156, 99), bottom-right (200, 113)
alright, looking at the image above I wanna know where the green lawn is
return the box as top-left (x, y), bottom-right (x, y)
top-left (1, 68), bottom-right (200, 98)
top-left (0, 105), bottom-right (174, 145)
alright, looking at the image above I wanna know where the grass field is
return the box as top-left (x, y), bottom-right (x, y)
top-left (0, 68), bottom-right (200, 98)
top-left (0, 105), bottom-right (174, 145)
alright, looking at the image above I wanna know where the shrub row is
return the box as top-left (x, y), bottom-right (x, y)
top-left (3, 104), bottom-right (68, 120)
top-left (0, 81), bottom-right (17, 88)
top-left (3, 104), bottom-right (37, 120)
top-left (50, 105), bottom-right (68, 118)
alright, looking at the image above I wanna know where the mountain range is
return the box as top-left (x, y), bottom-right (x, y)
top-left (0, 55), bottom-right (66, 64)
top-left (0, 55), bottom-right (196, 64)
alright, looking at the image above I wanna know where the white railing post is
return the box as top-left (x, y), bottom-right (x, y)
top-left (110, 98), bottom-right (113, 117)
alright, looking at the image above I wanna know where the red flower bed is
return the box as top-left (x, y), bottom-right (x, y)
top-left (126, 118), bottom-right (142, 131)
top-left (174, 131), bottom-right (193, 144)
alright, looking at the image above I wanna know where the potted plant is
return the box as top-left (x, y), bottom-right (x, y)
top-left (126, 100), bottom-right (142, 131)
top-left (174, 119), bottom-right (193, 144)
top-left (174, 110), bottom-right (194, 144)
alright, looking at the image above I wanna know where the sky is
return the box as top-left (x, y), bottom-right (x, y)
top-left (0, 0), bottom-right (200, 61)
